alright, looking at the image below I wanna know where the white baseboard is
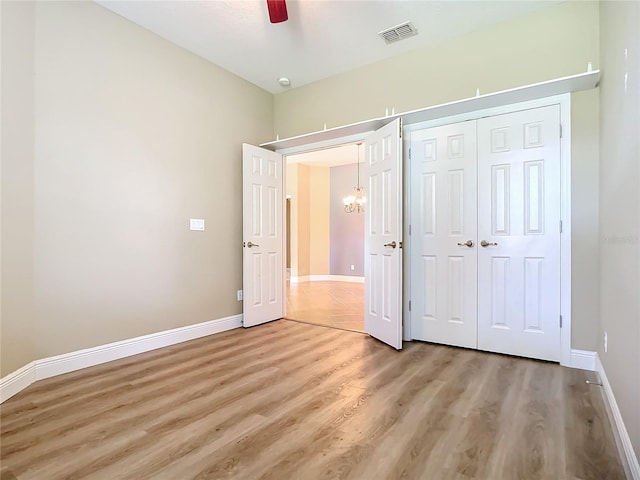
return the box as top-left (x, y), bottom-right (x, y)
top-left (0, 314), bottom-right (242, 404)
top-left (596, 353), bottom-right (640, 479)
top-left (569, 349), bottom-right (597, 371)
top-left (290, 275), bottom-right (364, 284)
top-left (0, 362), bottom-right (36, 403)
top-left (323, 275), bottom-right (365, 283)
top-left (290, 275), bottom-right (310, 283)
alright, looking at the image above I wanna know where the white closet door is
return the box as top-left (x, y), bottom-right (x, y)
top-left (410, 121), bottom-right (478, 348)
top-left (477, 105), bottom-right (561, 361)
top-left (364, 119), bottom-right (403, 350)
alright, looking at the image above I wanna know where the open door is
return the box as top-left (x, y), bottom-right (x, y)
top-left (364, 119), bottom-right (403, 349)
top-left (242, 144), bottom-right (284, 327)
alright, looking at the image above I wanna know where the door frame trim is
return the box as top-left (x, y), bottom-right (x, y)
top-left (404, 94), bottom-right (572, 366)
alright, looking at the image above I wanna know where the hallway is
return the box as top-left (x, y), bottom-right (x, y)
top-left (285, 281), bottom-right (364, 332)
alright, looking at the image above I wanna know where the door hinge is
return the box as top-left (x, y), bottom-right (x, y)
top-left (399, 118), bottom-right (403, 138)
top-left (409, 300), bottom-right (412, 311)
top-left (409, 224), bottom-right (412, 235)
top-left (409, 148), bottom-right (412, 160)
top-left (559, 315), bottom-right (563, 328)
top-left (560, 220), bottom-right (563, 233)
top-left (560, 124), bottom-right (563, 138)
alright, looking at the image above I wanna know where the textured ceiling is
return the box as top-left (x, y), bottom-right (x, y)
top-left (96, 0), bottom-right (562, 94)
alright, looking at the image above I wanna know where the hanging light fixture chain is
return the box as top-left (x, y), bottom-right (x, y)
top-left (343, 142), bottom-right (366, 214)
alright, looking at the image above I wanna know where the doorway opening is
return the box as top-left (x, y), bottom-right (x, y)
top-left (284, 143), bottom-right (365, 333)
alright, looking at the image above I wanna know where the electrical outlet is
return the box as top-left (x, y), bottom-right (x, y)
top-left (350, 264), bottom-right (355, 271)
top-left (604, 331), bottom-right (608, 353)
top-left (237, 290), bottom-right (243, 301)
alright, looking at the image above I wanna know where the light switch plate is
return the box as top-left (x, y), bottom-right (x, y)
top-left (190, 218), bottom-right (205, 231)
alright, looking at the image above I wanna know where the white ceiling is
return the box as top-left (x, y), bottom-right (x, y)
top-left (287, 143), bottom-right (361, 167)
top-left (96, 0), bottom-right (561, 94)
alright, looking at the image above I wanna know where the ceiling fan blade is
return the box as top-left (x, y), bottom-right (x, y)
top-left (267, 0), bottom-right (288, 23)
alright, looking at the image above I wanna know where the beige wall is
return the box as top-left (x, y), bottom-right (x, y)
top-left (274, 1), bottom-right (599, 139)
top-left (599, 0), bottom-right (640, 458)
top-left (571, 88), bottom-right (601, 350)
top-left (286, 163), bottom-right (299, 277)
top-left (286, 163), bottom-right (330, 278)
top-left (274, 1), bottom-right (601, 351)
top-left (308, 166), bottom-right (330, 275)
top-left (0, 1), bottom-right (273, 375)
top-left (296, 165), bottom-right (311, 277)
top-left (1, 1), bottom-right (37, 375)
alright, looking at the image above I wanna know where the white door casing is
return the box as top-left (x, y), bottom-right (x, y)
top-left (477, 105), bottom-right (561, 361)
top-left (242, 144), bottom-right (284, 328)
top-left (410, 121), bottom-right (478, 349)
top-left (364, 119), bottom-right (403, 350)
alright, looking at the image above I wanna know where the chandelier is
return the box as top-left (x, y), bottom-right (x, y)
top-left (343, 143), bottom-right (366, 213)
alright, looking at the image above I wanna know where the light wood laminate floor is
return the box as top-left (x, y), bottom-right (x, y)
top-left (0, 320), bottom-right (625, 480)
top-left (286, 280), bottom-right (364, 332)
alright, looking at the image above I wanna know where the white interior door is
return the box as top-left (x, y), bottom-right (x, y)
top-left (477, 105), bottom-right (561, 361)
top-left (364, 119), bottom-right (403, 349)
top-left (242, 144), bottom-right (284, 328)
top-left (410, 120), bottom-right (478, 349)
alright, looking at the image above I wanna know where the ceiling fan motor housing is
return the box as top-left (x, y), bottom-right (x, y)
top-left (267, 0), bottom-right (288, 24)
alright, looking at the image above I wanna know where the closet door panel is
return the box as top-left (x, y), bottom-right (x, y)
top-left (410, 121), bottom-right (478, 349)
top-left (477, 105), bottom-right (561, 362)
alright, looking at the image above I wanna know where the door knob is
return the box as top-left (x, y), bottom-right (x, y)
top-left (246, 241), bottom-right (260, 248)
top-left (383, 241), bottom-right (397, 248)
top-left (457, 240), bottom-right (474, 247)
top-left (480, 240), bottom-right (498, 247)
